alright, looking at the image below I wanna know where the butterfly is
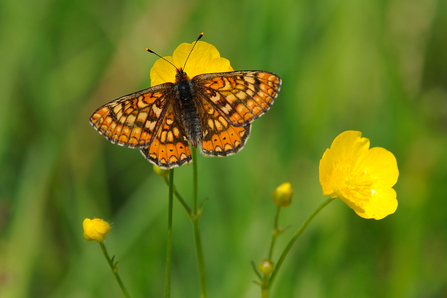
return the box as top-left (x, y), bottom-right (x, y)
top-left (90, 38), bottom-right (282, 169)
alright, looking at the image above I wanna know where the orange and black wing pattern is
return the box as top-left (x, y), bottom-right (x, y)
top-left (193, 71), bottom-right (281, 155)
top-left (195, 93), bottom-right (251, 156)
top-left (140, 101), bottom-right (192, 168)
top-left (89, 83), bottom-right (174, 148)
top-left (194, 71), bottom-right (281, 126)
top-left (90, 70), bottom-right (281, 168)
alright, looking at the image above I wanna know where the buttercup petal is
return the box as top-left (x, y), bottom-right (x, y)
top-left (330, 130), bottom-right (370, 163)
top-left (151, 56), bottom-right (177, 86)
top-left (319, 148), bottom-right (336, 196)
top-left (358, 147), bottom-right (399, 188)
top-left (354, 187), bottom-right (398, 219)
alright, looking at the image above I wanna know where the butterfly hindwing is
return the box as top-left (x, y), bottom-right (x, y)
top-left (90, 83), bottom-right (174, 148)
top-left (193, 71), bottom-right (282, 126)
top-left (140, 101), bottom-right (192, 168)
top-left (195, 94), bottom-right (251, 156)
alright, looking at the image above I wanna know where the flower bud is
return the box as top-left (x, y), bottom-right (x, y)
top-left (153, 165), bottom-right (170, 177)
top-left (272, 182), bottom-right (293, 207)
top-left (83, 218), bottom-right (110, 243)
top-left (258, 260), bottom-right (274, 275)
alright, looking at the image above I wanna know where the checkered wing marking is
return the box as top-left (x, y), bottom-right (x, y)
top-left (194, 71), bottom-right (282, 126)
top-left (89, 83), bottom-right (174, 148)
top-left (195, 93), bottom-right (251, 156)
top-left (140, 101), bottom-right (192, 169)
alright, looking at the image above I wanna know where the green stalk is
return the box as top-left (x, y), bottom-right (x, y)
top-left (267, 206), bottom-right (282, 261)
top-left (165, 169), bottom-right (174, 298)
top-left (99, 242), bottom-right (131, 298)
top-left (264, 198), bottom-right (333, 296)
top-left (163, 176), bottom-right (191, 214)
top-left (191, 147), bottom-right (207, 298)
top-left (192, 147), bottom-right (198, 212)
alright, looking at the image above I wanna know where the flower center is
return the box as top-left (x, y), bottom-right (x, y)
top-left (336, 164), bottom-right (375, 207)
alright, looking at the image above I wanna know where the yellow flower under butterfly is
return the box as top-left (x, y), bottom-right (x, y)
top-left (319, 131), bottom-right (399, 220)
top-left (150, 41), bottom-right (233, 86)
top-left (90, 34), bottom-right (282, 169)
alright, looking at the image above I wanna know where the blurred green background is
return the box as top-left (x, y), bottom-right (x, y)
top-left (1, 0), bottom-right (447, 297)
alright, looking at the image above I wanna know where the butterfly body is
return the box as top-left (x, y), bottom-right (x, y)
top-left (90, 69), bottom-right (281, 169)
top-left (174, 69), bottom-right (202, 147)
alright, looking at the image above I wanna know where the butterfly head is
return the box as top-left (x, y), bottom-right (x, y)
top-left (175, 68), bottom-right (189, 81)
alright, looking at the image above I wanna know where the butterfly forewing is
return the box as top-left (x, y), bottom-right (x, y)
top-left (194, 71), bottom-right (282, 126)
top-left (90, 83), bottom-right (174, 148)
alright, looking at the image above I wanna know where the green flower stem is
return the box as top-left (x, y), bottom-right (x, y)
top-left (163, 176), bottom-right (191, 214)
top-left (261, 280), bottom-right (270, 298)
top-left (165, 169), bottom-right (175, 298)
top-left (264, 198), bottom-right (333, 295)
top-left (192, 148), bottom-right (198, 212)
top-left (156, 148), bottom-right (207, 297)
top-left (191, 147), bottom-right (207, 298)
top-left (192, 219), bottom-right (207, 298)
top-left (267, 205), bottom-right (282, 261)
top-left (99, 242), bottom-right (131, 298)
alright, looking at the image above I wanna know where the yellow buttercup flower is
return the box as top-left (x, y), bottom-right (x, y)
top-left (319, 131), bottom-right (399, 220)
top-left (150, 41), bottom-right (233, 86)
top-left (83, 218), bottom-right (111, 242)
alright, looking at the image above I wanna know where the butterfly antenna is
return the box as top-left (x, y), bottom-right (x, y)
top-left (183, 32), bottom-right (204, 71)
top-left (146, 47), bottom-right (178, 70)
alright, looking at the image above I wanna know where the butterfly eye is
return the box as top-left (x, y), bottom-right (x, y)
top-left (176, 70), bottom-right (187, 79)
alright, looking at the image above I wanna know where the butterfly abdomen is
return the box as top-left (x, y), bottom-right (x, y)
top-left (175, 74), bottom-right (202, 147)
